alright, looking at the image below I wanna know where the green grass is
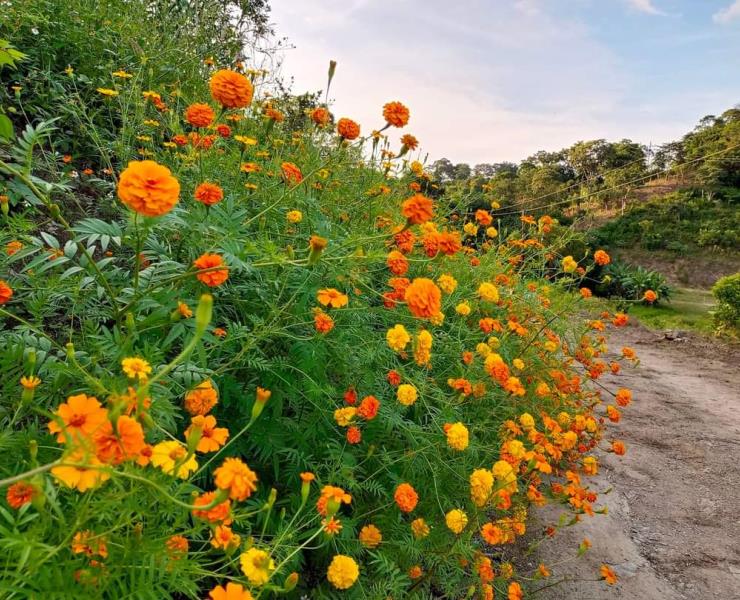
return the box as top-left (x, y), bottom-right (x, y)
top-left (628, 288), bottom-right (715, 333)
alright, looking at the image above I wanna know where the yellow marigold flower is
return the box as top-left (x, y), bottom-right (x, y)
top-left (327, 554), bottom-right (359, 590)
top-left (97, 88), bottom-right (119, 96)
top-left (112, 70), bottom-right (133, 78)
top-left (478, 282), bottom-right (499, 302)
top-left (151, 441), bottom-right (198, 479)
top-left (493, 460), bottom-right (518, 493)
top-left (486, 226), bottom-right (498, 238)
top-left (214, 457), bottom-right (258, 501)
top-left (359, 524), bottom-right (382, 549)
top-left (286, 210), bottom-right (302, 223)
top-left (20, 375), bottom-right (41, 390)
top-left (519, 412), bottom-right (535, 430)
top-left (470, 468), bottom-right (494, 507)
top-left (121, 357), bottom-right (152, 381)
top-left (504, 439), bottom-right (526, 460)
top-left (396, 383), bottom-right (418, 406)
top-left (234, 135), bottom-right (258, 145)
top-left (512, 358), bottom-right (524, 370)
top-left (562, 255), bottom-right (578, 273)
top-left (334, 406), bottom-right (357, 427)
top-left (240, 547), bottom-right (275, 586)
top-left (583, 456), bottom-right (598, 475)
top-left (445, 509), bottom-right (468, 534)
top-left (455, 301), bottom-right (471, 316)
top-left (411, 517), bottom-right (430, 539)
top-left (445, 422), bottom-right (469, 451)
top-left (386, 324), bottom-right (410, 352)
top-left (463, 222), bottom-right (479, 236)
top-left (143, 119), bottom-right (159, 126)
top-left (478, 343), bottom-right (493, 358)
top-left (437, 273), bottom-right (458, 294)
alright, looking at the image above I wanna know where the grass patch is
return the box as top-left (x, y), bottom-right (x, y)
top-left (627, 288), bottom-right (715, 333)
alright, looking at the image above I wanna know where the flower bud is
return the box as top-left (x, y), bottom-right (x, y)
top-left (283, 572), bottom-right (299, 592)
top-left (307, 235), bottom-right (328, 266)
top-left (195, 293), bottom-right (213, 335)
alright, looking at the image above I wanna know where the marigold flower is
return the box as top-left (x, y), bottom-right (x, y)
top-left (445, 509), bottom-right (468, 534)
top-left (210, 69), bottom-right (254, 108)
top-left (72, 530), bottom-right (108, 558)
top-left (414, 329), bottom-right (433, 367)
top-left (481, 522), bottom-right (504, 545)
top-left (310, 107), bottom-right (330, 126)
top-left (20, 375), bottom-right (41, 390)
top-left (314, 309), bottom-right (335, 334)
top-left (386, 250), bottom-right (409, 275)
top-left (6, 241), bottom-right (22, 256)
top-left (286, 210), bottom-right (303, 223)
top-left (594, 249), bottom-right (611, 266)
top-left (386, 324), bottom-right (411, 352)
top-left (493, 460), bottom-right (518, 493)
top-left (478, 282), bottom-right (499, 302)
top-left (643, 289), bottom-right (657, 303)
top-left (396, 383), bottom-right (417, 406)
top-left (615, 388), bottom-right (632, 407)
top-left (209, 582), bottom-right (253, 600)
top-left (357, 395), bottom-right (380, 420)
top-left (404, 278), bottom-right (441, 319)
top-left (401, 193), bottom-right (434, 225)
top-left (600, 564), bottom-right (618, 585)
top-left (6, 481), bottom-right (36, 509)
top-left (437, 273), bottom-right (457, 294)
top-left (281, 161), bottom-right (303, 184)
top-left (382, 101), bottom-right (410, 128)
top-left (186, 415), bottom-right (229, 452)
top-left (316, 485), bottom-right (352, 516)
top-left (193, 491), bottom-right (232, 524)
top-left (409, 565), bottom-right (423, 579)
top-left (469, 469), bottom-right (494, 508)
top-left (611, 440), bottom-right (626, 455)
top-left (151, 441), bottom-right (198, 478)
top-left (317, 288), bottom-right (348, 308)
top-left (508, 581), bottom-right (523, 600)
top-left (334, 406), bottom-right (357, 427)
top-left (194, 253), bottom-right (229, 287)
top-left (394, 482), bottom-right (418, 512)
top-left (562, 255), bottom-right (578, 273)
top-left (194, 182), bottom-right (224, 206)
top-left (239, 547), bottom-right (275, 586)
top-left (52, 449), bottom-right (110, 491)
top-left (327, 555), bottom-right (359, 590)
top-left (184, 380), bottom-right (218, 415)
top-left (121, 357), bottom-right (152, 381)
top-left (359, 524), bottom-right (382, 548)
top-left (117, 160), bottom-right (180, 217)
top-left (456, 301), bottom-right (471, 316)
top-left (401, 133), bottom-right (418, 150)
top-left (214, 457), bottom-right (258, 501)
top-left (444, 422), bottom-right (469, 451)
top-left (94, 415), bottom-right (146, 465)
top-left (166, 534), bottom-right (189, 559)
top-left (346, 425), bottom-right (362, 444)
top-left (48, 393), bottom-right (108, 443)
top-left (411, 517), bottom-right (430, 539)
top-left (337, 118), bottom-right (360, 140)
top-left (387, 370), bottom-right (401, 386)
top-left (185, 103), bottom-right (215, 127)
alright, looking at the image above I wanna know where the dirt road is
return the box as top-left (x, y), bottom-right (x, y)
top-left (532, 323), bottom-right (740, 599)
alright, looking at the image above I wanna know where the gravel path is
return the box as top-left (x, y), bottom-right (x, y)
top-left (532, 323), bottom-right (740, 599)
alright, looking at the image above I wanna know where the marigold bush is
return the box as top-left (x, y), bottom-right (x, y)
top-left (0, 22), bottom-right (637, 599)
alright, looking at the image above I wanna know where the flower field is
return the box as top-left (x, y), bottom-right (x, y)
top-left (0, 6), bottom-right (640, 599)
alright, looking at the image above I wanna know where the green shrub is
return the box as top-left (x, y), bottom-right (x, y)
top-left (712, 273), bottom-right (740, 332)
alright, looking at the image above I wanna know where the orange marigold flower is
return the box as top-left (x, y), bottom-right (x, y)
top-left (401, 193), bottom-right (434, 225)
top-left (580, 287), bottom-right (592, 298)
top-left (359, 524), bottom-right (382, 548)
top-left (643, 289), bottom-right (657, 303)
top-left (386, 250), bottom-right (409, 275)
top-left (594, 249), bottom-right (611, 266)
top-left (387, 370), bottom-right (401, 386)
top-left (6, 240), bottom-right (22, 256)
top-left (6, 481), bottom-right (36, 509)
top-left (210, 524), bottom-right (241, 552)
top-left (346, 426), bottom-right (361, 444)
top-left (52, 449), bottom-right (110, 492)
top-left (394, 483), bottom-right (418, 512)
top-left (210, 69), bottom-right (254, 109)
top-left (94, 415), bottom-right (146, 465)
top-left (213, 327), bottom-right (227, 338)
top-left (193, 491), bottom-right (232, 524)
top-left (185, 103), bottom-right (215, 128)
top-left (72, 530), bottom-right (108, 558)
top-left (194, 253), bottom-right (229, 287)
top-left (0, 280), bottom-right (13, 304)
top-left (357, 395), bottom-right (380, 420)
top-left (508, 581), bottom-right (523, 600)
top-left (611, 440), bottom-right (626, 455)
top-left (475, 209), bottom-right (493, 225)
top-left (404, 277), bottom-right (442, 319)
top-left (310, 107), bottom-right (330, 126)
top-left (166, 534), bottom-right (189, 559)
top-left (184, 380), bottom-right (218, 415)
top-left (281, 161), bottom-right (303, 184)
top-left (214, 457), bottom-right (258, 501)
top-left (216, 124), bottom-right (231, 138)
top-left (209, 582), bottom-right (253, 600)
top-left (481, 522), bottom-right (504, 545)
top-left (117, 160), bottom-right (180, 217)
top-left (408, 565), bottom-right (423, 579)
top-left (186, 414), bottom-right (230, 452)
top-left (382, 101), bottom-right (410, 128)
top-left (48, 393), bottom-right (108, 443)
top-left (337, 118), bottom-right (360, 140)
top-left (314, 309), bottom-right (335, 334)
top-left (194, 182), bottom-right (224, 206)
top-left (615, 388), bottom-right (632, 407)
top-left (317, 288), bottom-right (349, 308)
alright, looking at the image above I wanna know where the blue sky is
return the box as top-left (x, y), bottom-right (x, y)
top-left (268, 1), bottom-right (740, 164)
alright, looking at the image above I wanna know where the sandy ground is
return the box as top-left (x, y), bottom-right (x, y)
top-left (527, 323), bottom-right (740, 599)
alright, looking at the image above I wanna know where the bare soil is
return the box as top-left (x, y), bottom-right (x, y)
top-left (529, 323), bottom-right (740, 599)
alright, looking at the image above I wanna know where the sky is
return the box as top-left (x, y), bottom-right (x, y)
top-left (267, 0), bottom-right (740, 165)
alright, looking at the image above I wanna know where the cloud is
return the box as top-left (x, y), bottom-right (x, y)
top-left (713, 0), bottom-right (740, 24)
top-left (624, 0), bottom-right (665, 15)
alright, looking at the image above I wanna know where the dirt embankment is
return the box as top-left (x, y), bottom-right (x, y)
top-left (529, 324), bottom-right (740, 599)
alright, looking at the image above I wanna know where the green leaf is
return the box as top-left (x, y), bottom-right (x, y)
top-left (0, 114), bottom-right (13, 141)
